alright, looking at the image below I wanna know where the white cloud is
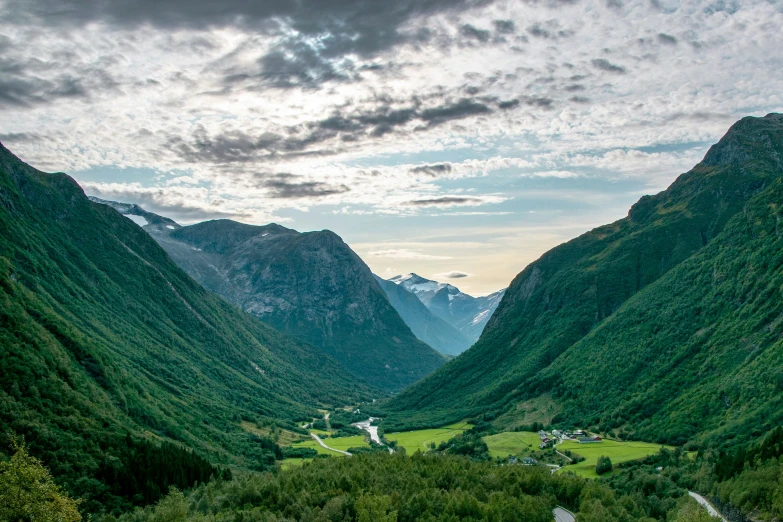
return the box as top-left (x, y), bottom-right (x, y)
top-left (366, 249), bottom-right (452, 260)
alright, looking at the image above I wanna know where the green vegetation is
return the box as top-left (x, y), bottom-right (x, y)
top-left (384, 422), bottom-right (473, 455)
top-left (0, 444), bottom-right (82, 522)
top-left (0, 143), bottom-right (374, 513)
top-left (595, 455), bottom-right (612, 475)
top-left (93, 452), bottom-right (672, 522)
top-left (386, 114), bottom-right (783, 450)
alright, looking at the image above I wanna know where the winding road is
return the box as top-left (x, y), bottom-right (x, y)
top-left (310, 432), bottom-right (352, 456)
top-left (553, 506), bottom-right (575, 522)
top-left (688, 492), bottom-right (726, 521)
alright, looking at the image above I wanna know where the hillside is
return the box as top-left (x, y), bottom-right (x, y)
top-left (129, 218), bottom-right (446, 391)
top-left (386, 113), bottom-right (783, 448)
top-left (0, 143), bottom-right (375, 509)
top-left (374, 275), bottom-right (473, 356)
top-left (389, 273), bottom-right (506, 343)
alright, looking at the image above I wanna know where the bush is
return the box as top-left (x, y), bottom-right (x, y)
top-left (596, 456), bottom-right (613, 475)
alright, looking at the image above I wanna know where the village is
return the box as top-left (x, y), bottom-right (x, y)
top-left (538, 429), bottom-right (603, 449)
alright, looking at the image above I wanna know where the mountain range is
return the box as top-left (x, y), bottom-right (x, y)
top-left (388, 273), bottom-right (506, 344)
top-left (0, 142), bottom-right (382, 507)
top-left (387, 113), bottom-right (783, 449)
top-left (86, 203), bottom-right (446, 391)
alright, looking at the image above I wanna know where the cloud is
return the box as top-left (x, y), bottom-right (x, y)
top-left (367, 249), bottom-right (451, 260)
top-left (405, 196), bottom-right (485, 206)
top-left (460, 24), bottom-right (491, 43)
top-left (591, 58), bottom-right (626, 74)
top-left (409, 163), bottom-right (453, 176)
top-left (258, 174), bottom-right (350, 198)
top-left (657, 33), bottom-right (678, 45)
top-left (434, 270), bottom-right (470, 279)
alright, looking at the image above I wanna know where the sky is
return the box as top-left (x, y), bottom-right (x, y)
top-left (1, 0), bottom-right (781, 295)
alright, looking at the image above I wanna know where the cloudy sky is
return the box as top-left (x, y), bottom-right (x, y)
top-left (1, 0), bottom-right (781, 294)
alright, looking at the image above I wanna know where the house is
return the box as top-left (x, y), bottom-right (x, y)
top-left (522, 457), bottom-right (538, 465)
top-left (538, 430), bottom-right (547, 439)
top-left (578, 436), bottom-right (602, 444)
top-left (508, 457), bottom-right (518, 464)
top-left (552, 430), bottom-right (561, 437)
top-left (540, 438), bottom-right (553, 449)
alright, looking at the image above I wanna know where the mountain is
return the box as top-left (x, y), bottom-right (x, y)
top-left (386, 113), bottom-right (783, 449)
top-left (92, 214), bottom-right (446, 391)
top-left (374, 275), bottom-right (473, 356)
top-left (388, 273), bottom-right (506, 343)
top-left (0, 143), bottom-right (375, 508)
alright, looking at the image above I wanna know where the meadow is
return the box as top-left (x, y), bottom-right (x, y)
top-left (385, 422), bottom-right (473, 454)
top-left (557, 439), bottom-right (671, 477)
top-left (482, 431), bottom-right (543, 459)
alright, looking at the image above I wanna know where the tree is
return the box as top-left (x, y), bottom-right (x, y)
top-left (0, 443), bottom-right (81, 522)
top-left (356, 494), bottom-right (397, 522)
top-left (596, 456), bottom-right (613, 475)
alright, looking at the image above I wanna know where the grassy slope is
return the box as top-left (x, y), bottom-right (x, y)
top-left (386, 114), bottom-right (783, 447)
top-left (556, 439), bottom-right (671, 478)
top-left (0, 143), bottom-right (374, 488)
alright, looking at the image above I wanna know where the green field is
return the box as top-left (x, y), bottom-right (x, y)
top-left (557, 439), bottom-right (671, 478)
top-left (483, 431), bottom-right (543, 459)
top-left (280, 458), bottom-right (313, 469)
top-left (290, 434), bottom-right (370, 456)
top-left (385, 422), bottom-right (473, 455)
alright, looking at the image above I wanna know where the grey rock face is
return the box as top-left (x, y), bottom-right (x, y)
top-left (85, 207), bottom-right (445, 391)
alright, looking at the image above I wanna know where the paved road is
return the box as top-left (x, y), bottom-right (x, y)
top-left (689, 492), bottom-right (726, 521)
top-left (310, 433), bottom-right (352, 456)
top-left (553, 506), bottom-right (575, 522)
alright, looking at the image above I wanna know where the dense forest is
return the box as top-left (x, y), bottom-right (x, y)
top-left (0, 142), bottom-right (376, 514)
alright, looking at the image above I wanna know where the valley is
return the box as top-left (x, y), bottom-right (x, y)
top-left (4, 114), bottom-right (783, 522)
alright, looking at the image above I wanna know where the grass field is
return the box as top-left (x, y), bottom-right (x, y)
top-left (290, 434), bottom-right (370, 456)
top-left (385, 422), bottom-right (473, 455)
top-left (557, 439), bottom-right (671, 478)
top-left (483, 432), bottom-right (543, 459)
top-left (280, 458), bottom-right (313, 469)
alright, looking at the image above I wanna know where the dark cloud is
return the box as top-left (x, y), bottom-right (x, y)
top-left (0, 132), bottom-right (42, 143)
top-left (405, 196), bottom-right (484, 206)
top-left (569, 95), bottom-right (590, 103)
top-left (493, 20), bottom-right (516, 34)
top-left (420, 98), bottom-right (492, 126)
top-left (591, 58), bottom-right (626, 74)
top-left (260, 175), bottom-right (351, 198)
top-left (410, 163), bottom-right (453, 176)
top-left (5, 0), bottom-right (493, 90)
top-left (460, 24), bottom-right (491, 43)
top-left (564, 84), bottom-right (585, 91)
top-left (168, 91), bottom-right (506, 166)
top-left (498, 99), bottom-right (520, 109)
top-left (657, 33), bottom-right (678, 45)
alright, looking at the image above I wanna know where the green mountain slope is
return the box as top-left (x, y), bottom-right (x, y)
top-left (386, 113), bottom-right (783, 447)
top-left (0, 143), bottom-right (374, 507)
top-left (132, 218), bottom-right (446, 391)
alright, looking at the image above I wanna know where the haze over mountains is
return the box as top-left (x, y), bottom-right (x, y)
top-left (387, 114), bottom-right (783, 450)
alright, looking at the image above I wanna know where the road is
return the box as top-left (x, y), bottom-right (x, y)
top-left (553, 506), bottom-right (575, 522)
top-left (689, 492), bottom-right (726, 521)
top-left (310, 433), bottom-right (352, 456)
